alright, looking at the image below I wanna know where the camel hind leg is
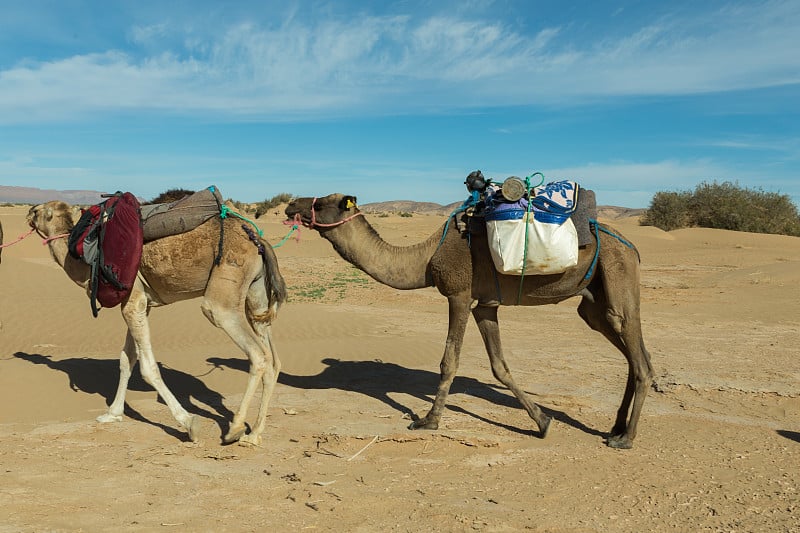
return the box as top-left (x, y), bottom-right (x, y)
top-left (201, 272), bottom-right (276, 446)
top-left (239, 277), bottom-right (281, 446)
top-left (578, 259), bottom-right (653, 449)
top-left (472, 304), bottom-right (551, 437)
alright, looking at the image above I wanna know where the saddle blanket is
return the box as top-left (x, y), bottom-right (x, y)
top-left (140, 186), bottom-right (224, 242)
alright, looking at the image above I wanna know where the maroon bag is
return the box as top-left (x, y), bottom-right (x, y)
top-left (68, 192), bottom-right (143, 316)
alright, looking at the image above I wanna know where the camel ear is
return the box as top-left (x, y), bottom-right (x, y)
top-left (44, 206), bottom-right (54, 221)
top-left (70, 205), bottom-right (82, 224)
top-left (340, 196), bottom-right (357, 211)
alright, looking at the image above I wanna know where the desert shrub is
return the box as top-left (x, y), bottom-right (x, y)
top-left (226, 198), bottom-right (250, 212)
top-left (254, 193), bottom-right (294, 218)
top-left (641, 181), bottom-right (800, 236)
top-left (399, 212), bottom-right (413, 218)
top-left (639, 191), bottom-right (691, 231)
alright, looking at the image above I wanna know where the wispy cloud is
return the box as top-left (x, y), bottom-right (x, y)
top-left (1, 1), bottom-right (798, 123)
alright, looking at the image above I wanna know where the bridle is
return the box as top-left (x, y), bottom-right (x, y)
top-left (293, 197), bottom-right (364, 229)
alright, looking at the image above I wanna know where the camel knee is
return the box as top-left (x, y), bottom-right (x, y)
top-left (200, 300), bottom-right (220, 327)
top-left (138, 360), bottom-right (163, 386)
top-left (248, 356), bottom-right (268, 377)
top-left (605, 308), bottom-right (626, 335)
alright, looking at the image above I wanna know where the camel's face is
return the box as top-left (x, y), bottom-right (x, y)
top-left (27, 201), bottom-right (75, 236)
top-left (285, 194), bottom-right (358, 227)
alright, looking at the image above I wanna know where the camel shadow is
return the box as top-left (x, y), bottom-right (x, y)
top-left (207, 356), bottom-right (604, 439)
top-left (13, 352), bottom-right (236, 441)
top-left (777, 430), bottom-right (800, 443)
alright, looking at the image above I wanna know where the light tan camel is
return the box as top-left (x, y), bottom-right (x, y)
top-left (28, 201), bottom-right (287, 445)
top-left (286, 194), bottom-right (654, 449)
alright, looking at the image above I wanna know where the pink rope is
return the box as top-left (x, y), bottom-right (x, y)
top-left (308, 197), bottom-right (364, 228)
top-left (282, 214), bottom-right (303, 242)
top-left (0, 227), bottom-right (35, 249)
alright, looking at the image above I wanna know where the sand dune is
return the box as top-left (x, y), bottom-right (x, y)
top-left (1, 203), bottom-right (799, 532)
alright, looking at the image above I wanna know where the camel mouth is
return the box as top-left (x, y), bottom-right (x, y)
top-left (284, 205), bottom-right (310, 226)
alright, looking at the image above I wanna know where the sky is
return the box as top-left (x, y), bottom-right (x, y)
top-left (0, 0), bottom-right (798, 208)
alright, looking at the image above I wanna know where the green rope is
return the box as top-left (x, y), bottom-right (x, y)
top-left (526, 171), bottom-right (545, 189)
top-left (220, 205), bottom-right (263, 237)
top-left (513, 171), bottom-right (547, 304)
top-left (271, 225), bottom-right (299, 248)
top-left (516, 174), bottom-right (533, 304)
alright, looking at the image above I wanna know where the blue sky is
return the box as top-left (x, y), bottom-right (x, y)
top-left (1, 0), bottom-right (798, 207)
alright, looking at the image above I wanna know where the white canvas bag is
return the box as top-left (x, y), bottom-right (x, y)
top-left (486, 212), bottom-right (579, 275)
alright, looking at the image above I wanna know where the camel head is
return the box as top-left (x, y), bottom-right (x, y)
top-left (27, 201), bottom-right (80, 238)
top-left (285, 194), bottom-right (360, 229)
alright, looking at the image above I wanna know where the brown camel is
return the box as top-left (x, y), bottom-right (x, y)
top-left (286, 194), bottom-right (654, 449)
top-left (27, 201), bottom-right (287, 445)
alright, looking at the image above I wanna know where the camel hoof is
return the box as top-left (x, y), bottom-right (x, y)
top-left (223, 425), bottom-right (246, 444)
top-left (606, 434), bottom-right (633, 449)
top-left (408, 418), bottom-right (438, 431)
top-left (184, 416), bottom-right (202, 442)
top-left (238, 433), bottom-right (262, 447)
top-left (538, 415), bottom-right (552, 439)
top-left (96, 413), bottom-right (123, 424)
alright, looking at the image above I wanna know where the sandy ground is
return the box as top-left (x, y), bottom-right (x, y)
top-left (1, 202), bottom-right (799, 532)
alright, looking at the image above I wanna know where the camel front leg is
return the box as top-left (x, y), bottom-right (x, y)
top-left (471, 304), bottom-right (551, 437)
top-left (97, 331), bottom-right (138, 423)
top-left (124, 294), bottom-right (201, 441)
top-left (409, 293), bottom-right (472, 431)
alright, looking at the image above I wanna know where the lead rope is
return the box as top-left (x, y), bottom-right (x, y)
top-left (0, 227), bottom-right (35, 249)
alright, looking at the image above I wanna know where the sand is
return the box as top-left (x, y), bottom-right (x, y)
top-left (1, 204), bottom-right (799, 532)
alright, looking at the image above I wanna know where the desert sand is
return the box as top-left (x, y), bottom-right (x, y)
top-left (1, 202), bottom-right (799, 532)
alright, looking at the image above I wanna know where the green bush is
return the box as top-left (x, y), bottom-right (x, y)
top-left (254, 193), bottom-right (295, 218)
top-left (641, 181), bottom-right (800, 236)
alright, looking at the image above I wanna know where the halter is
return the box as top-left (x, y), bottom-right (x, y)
top-left (297, 197), bottom-right (364, 229)
top-left (41, 232), bottom-right (71, 245)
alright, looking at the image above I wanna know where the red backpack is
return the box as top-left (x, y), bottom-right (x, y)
top-left (68, 192), bottom-right (143, 316)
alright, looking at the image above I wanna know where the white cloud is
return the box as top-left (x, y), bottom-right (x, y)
top-left (0, 2), bottom-right (799, 122)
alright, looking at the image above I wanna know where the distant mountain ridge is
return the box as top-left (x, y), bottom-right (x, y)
top-left (0, 185), bottom-right (109, 205)
top-left (1, 186), bottom-right (645, 220)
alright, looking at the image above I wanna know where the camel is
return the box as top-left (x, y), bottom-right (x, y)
top-left (0, 220), bottom-right (3, 263)
top-left (27, 200), bottom-right (287, 445)
top-left (285, 194), bottom-right (654, 449)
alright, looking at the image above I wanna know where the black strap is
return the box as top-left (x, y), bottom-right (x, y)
top-left (212, 193), bottom-right (224, 266)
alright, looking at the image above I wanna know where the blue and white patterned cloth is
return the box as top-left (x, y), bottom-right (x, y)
top-left (485, 180), bottom-right (579, 225)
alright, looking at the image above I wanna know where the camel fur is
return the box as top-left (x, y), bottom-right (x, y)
top-left (286, 193), bottom-right (654, 449)
top-left (28, 201), bottom-right (287, 446)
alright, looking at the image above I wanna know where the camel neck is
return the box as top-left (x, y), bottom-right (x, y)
top-left (321, 216), bottom-right (443, 290)
top-left (46, 235), bottom-right (91, 288)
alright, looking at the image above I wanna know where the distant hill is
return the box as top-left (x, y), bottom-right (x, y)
top-left (361, 200), bottom-right (461, 215)
top-left (362, 200), bottom-right (644, 220)
top-left (0, 185), bottom-right (109, 205)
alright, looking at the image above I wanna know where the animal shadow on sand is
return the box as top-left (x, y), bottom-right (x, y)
top-left (777, 430), bottom-right (800, 443)
top-left (13, 352), bottom-right (236, 441)
top-left (207, 356), bottom-right (605, 439)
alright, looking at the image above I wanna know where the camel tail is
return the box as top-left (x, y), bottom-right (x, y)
top-left (254, 236), bottom-right (288, 323)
